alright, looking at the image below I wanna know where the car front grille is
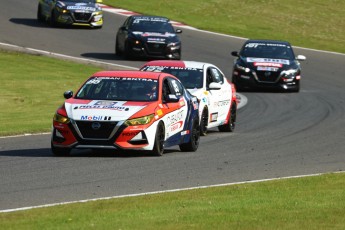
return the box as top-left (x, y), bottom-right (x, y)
top-left (255, 71), bottom-right (281, 83)
top-left (75, 121), bottom-right (118, 139)
top-left (145, 43), bottom-right (167, 55)
top-left (73, 12), bottom-right (92, 22)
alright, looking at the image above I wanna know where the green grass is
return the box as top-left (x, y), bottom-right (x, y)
top-left (1, 172), bottom-right (345, 229)
top-left (0, 50), bottom-right (102, 136)
top-left (103, 0), bottom-right (345, 54)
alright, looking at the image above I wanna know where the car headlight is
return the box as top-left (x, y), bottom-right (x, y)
top-left (56, 7), bottom-right (69, 13)
top-left (281, 69), bottom-right (298, 77)
top-left (235, 64), bottom-right (250, 73)
top-left (125, 114), bottom-right (154, 126)
top-left (92, 13), bottom-right (103, 22)
top-left (54, 113), bottom-right (70, 124)
top-left (167, 42), bottom-right (180, 50)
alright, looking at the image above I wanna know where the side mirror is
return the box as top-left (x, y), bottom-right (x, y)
top-left (175, 29), bottom-right (182, 34)
top-left (296, 55), bottom-right (306, 61)
top-left (165, 94), bottom-right (180, 103)
top-left (64, 91), bottom-right (73, 99)
top-left (231, 51), bottom-right (239, 57)
top-left (209, 82), bottom-right (222, 90)
top-left (119, 26), bottom-right (127, 31)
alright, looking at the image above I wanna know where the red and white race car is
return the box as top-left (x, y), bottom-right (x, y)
top-left (51, 71), bottom-right (200, 156)
top-left (140, 60), bottom-right (237, 136)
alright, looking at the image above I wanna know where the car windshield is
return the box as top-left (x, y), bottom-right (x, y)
top-left (76, 77), bottom-right (159, 101)
top-left (61, 0), bottom-right (96, 3)
top-left (141, 66), bottom-right (203, 89)
top-left (130, 18), bottom-right (175, 33)
top-left (240, 42), bottom-right (295, 59)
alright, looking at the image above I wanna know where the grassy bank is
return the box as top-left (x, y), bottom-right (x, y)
top-left (104, 0), bottom-right (345, 54)
top-left (1, 172), bottom-right (344, 229)
top-left (0, 50), bottom-right (101, 136)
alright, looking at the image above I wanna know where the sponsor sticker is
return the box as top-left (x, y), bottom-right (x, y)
top-left (257, 66), bottom-right (279, 71)
top-left (169, 121), bottom-right (183, 132)
top-left (122, 131), bottom-right (140, 137)
top-left (80, 115), bottom-right (111, 121)
top-left (156, 109), bottom-right (163, 116)
top-left (247, 58), bottom-right (290, 65)
top-left (254, 62), bottom-right (282, 68)
top-left (210, 113), bottom-right (218, 122)
top-left (67, 6), bottom-right (96, 11)
top-left (214, 100), bottom-right (230, 107)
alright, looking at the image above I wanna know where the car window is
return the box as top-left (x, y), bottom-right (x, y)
top-left (130, 18), bottom-right (175, 33)
top-left (76, 77), bottom-right (158, 102)
top-left (123, 17), bottom-right (131, 28)
top-left (209, 68), bottom-right (224, 84)
top-left (240, 42), bottom-right (295, 59)
top-left (169, 78), bottom-right (184, 97)
top-left (141, 66), bottom-right (203, 89)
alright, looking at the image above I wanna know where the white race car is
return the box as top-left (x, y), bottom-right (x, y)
top-left (141, 60), bottom-right (237, 136)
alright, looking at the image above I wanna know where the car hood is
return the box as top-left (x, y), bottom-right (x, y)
top-left (64, 99), bottom-right (150, 121)
top-left (239, 56), bottom-right (299, 71)
top-left (56, 1), bottom-right (101, 12)
top-left (131, 31), bottom-right (179, 44)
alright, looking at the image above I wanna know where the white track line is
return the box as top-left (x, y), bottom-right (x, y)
top-left (1, 171), bottom-right (343, 213)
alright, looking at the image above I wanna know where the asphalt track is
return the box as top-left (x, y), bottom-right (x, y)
top-left (1, 0), bottom-right (345, 211)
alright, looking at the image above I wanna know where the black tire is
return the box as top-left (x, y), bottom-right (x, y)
top-left (200, 108), bottom-right (208, 136)
top-left (123, 41), bottom-right (132, 59)
top-left (37, 4), bottom-right (44, 21)
top-left (115, 40), bottom-right (122, 56)
top-left (218, 104), bottom-right (236, 132)
top-left (51, 143), bottom-right (71, 156)
top-left (232, 76), bottom-right (244, 92)
top-left (290, 82), bottom-right (300, 93)
top-left (49, 11), bottom-right (57, 27)
top-left (179, 118), bottom-right (200, 152)
top-left (152, 122), bottom-right (165, 156)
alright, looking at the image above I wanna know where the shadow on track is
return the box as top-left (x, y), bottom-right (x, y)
top-left (9, 18), bottom-right (49, 28)
top-left (81, 52), bottom-right (154, 62)
top-left (9, 18), bottom-right (98, 30)
top-left (0, 148), bottom-right (179, 158)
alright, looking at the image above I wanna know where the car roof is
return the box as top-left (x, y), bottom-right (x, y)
top-left (245, 39), bottom-right (291, 46)
top-left (92, 70), bottom-right (171, 80)
top-left (142, 60), bottom-right (210, 69)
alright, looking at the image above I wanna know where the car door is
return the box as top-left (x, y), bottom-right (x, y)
top-left (205, 66), bottom-right (231, 126)
top-left (116, 17), bottom-right (132, 51)
top-left (161, 77), bottom-right (188, 143)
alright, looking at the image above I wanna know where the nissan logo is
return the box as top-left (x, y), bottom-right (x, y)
top-left (91, 122), bottom-right (101, 130)
top-left (265, 71), bottom-right (271, 77)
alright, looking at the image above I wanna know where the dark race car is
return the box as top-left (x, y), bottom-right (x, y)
top-left (115, 15), bottom-right (182, 60)
top-left (231, 39), bottom-right (306, 92)
top-left (37, 0), bottom-right (103, 28)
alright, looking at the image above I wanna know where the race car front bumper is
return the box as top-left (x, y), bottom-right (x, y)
top-left (56, 11), bottom-right (103, 27)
